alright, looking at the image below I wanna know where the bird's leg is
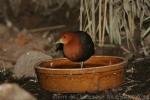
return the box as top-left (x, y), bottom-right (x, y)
top-left (81, 61), bottom-right (84, 69)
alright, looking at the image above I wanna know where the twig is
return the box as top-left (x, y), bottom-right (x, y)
top-left (29, 25), bottom-right (66, 33)
top-left (98, 0), bottom-right (102, 46)
top-left (122, 93), bottom-right (141, 100)
top-left (84, 0), bottom-right (92, 34)
top-left (120, 46), bottom-right (131, 53)
top-left (141, 40), bottom-right (149, 56)
top-left (91, 0), bottom-right (96, 41)
top-left (80, 0), bottom-right (84, 30)
top-left (132, 56), bottom-right (150, 64)
top-left (101, 0), bottom-right (108, 46)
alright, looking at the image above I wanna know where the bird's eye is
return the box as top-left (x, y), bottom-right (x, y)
top-left (63, 35), bottom-right (66, 39)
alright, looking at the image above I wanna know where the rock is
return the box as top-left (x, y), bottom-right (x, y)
top-left (0, 24), bottom-right (10, 41)
top-left (0, 60), bottom-right (14, 69)
top-left (0, 83), bottom-right (36, 100)
top-left (13, 51), bottom-right (52, 78)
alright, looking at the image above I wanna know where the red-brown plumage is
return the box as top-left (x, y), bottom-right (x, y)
top-left (63, 33), bottom-right (83, 61)
top-left (56, 31), bottom-right (95, 62)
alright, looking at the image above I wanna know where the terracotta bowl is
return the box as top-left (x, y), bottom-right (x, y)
top-left (35, 56), bottom-right (127, 93)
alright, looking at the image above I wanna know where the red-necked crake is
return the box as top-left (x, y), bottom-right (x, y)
top-left (56, 31), bottom-right (95, 68)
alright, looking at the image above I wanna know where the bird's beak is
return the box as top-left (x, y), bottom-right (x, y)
top-left (56, 38), bottom-right (64, 44)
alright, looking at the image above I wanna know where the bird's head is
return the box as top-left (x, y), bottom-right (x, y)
top-left (56, 32), bottom-right (74, 45)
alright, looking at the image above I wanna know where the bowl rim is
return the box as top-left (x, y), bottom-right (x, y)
top-left (35, 55), bottom-right (127, 71)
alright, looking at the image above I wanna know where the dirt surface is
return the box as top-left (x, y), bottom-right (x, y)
top-left (0, 59), bottom-right (150, 100)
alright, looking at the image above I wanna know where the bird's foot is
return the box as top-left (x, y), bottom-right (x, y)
top-left (81, 62), bottom-right (84, 69)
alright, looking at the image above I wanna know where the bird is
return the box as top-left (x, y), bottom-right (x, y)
top-left (56, 31), bottom-right (95, 68)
